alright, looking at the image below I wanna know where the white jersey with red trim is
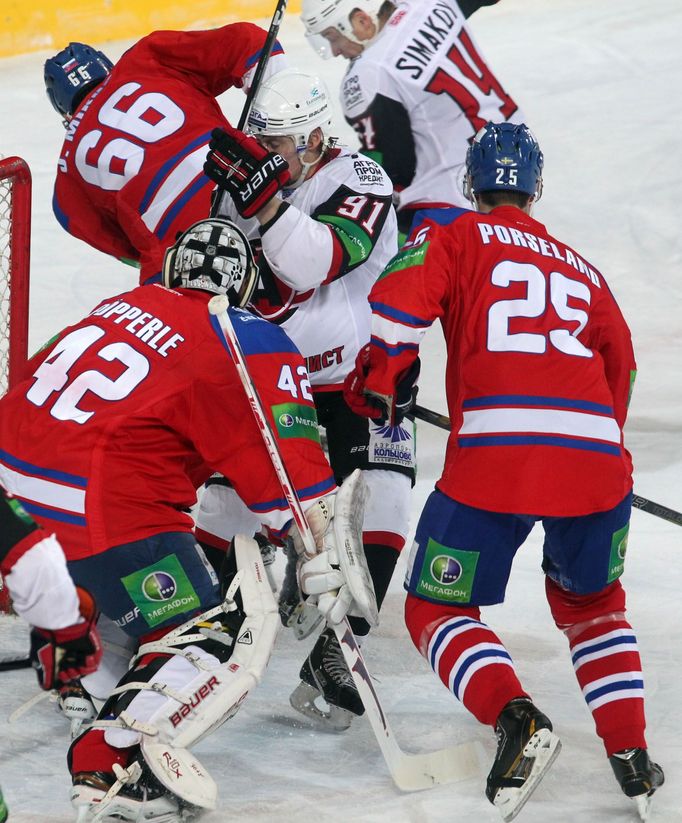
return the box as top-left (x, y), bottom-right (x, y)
top-left (340, 0), bottom-right (523, 213)
top-left (217, 147), bottom-right (398, 388)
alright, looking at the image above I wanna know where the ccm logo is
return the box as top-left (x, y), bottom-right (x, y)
top-left (170, 675), bottom-right (220, 727)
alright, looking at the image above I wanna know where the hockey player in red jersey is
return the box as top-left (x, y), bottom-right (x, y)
top-left (345, 122), bottom-right (664, 820)
top-left (300, 0), bottom-right (522, 238)
top-left (44, 26), bottom-right (289, 284)
top-left (0, 486), bottom-right (102, 694)
top-left (0, 219), bottom-right (375, 821)
top-left (200, 69), bottom-right (415, 730)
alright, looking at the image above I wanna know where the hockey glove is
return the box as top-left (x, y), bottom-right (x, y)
top-left (292, 472), bottom-right (378, 627)
top-left (344, 343), bottom-right (420, 426)
top-left (30, 587), bottom-right (102, 691)
top-left (203, 127), bottom-right (290, 219)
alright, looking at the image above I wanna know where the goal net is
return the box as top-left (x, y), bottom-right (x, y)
top-left (0, 155), bottom-right (31, 613)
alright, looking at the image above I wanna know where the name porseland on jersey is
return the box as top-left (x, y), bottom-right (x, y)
top-left (219, 147), bottom-right (398, 390)
top-left (341, 0), bottom-right (523, 211)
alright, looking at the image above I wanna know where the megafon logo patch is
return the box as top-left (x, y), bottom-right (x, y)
top-left (142, 571), bottom-right (177, 601)
top-left (279, 413), bottom-right (295, 428)
top-left (430, 555), bottom-right (463, 586)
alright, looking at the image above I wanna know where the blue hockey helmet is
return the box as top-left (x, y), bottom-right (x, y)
top-left (44, 42), bottom-right (113, 121)
top-left (464, 121), bottom-right (543, 203)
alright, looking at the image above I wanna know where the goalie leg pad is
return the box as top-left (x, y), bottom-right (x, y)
top-left (101, 536), bottom-right (278, 750)
top-left (332, 469), bottom-right (378, 628)
top-left (79, 537), bottom-right (278, 810)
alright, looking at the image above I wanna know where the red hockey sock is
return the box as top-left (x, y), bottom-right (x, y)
top-left (68, 729), bottom-right (135, 776)
top-left (405, 594), bottom-right (528, 727)
top-left (546, 577), bottom-right (647, 755)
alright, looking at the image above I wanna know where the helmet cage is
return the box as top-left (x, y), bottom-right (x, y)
top-left (464, 121), bottom-right (544, 204)
top-left (162, 219), bottom-right (258, 308)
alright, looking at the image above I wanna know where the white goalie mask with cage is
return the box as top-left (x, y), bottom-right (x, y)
top-left (247, 68), bottom-right (335, 154)
top-left (162, 219), bottom-right (258, 307)
top-left (301, 0), bottom-right (386, 58)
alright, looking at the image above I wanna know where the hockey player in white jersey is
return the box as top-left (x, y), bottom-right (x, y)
top-left (301, 0), bottom-right (524, 237)
top-left (200, 68), bottom-right (416, 730)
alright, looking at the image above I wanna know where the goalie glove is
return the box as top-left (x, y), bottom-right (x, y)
top-left (30, 587), bottom-right (102, 691)
top-left (291, 470), bottom-right (378, 628)
top-left (203, 127), bottom-right (290, 218)
top-left (344, 343), bottom-right (420, 426)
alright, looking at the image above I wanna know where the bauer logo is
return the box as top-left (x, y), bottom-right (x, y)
top-left (122, 555), bottom-right (201, 628)
top-left (416, 539), bottom-right (479, 604)
top-left (142, 571), bottom-right (177, 601)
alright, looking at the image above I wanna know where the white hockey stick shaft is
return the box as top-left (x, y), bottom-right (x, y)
top-left (208, 297), bottom-right (479, 790)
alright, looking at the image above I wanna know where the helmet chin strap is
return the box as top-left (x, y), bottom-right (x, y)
top-left (286, 137), bottom-right (330, 190)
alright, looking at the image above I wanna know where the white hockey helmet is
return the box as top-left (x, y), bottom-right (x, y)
top-left (162, 219), bottom-right (258, 307)
top-left (301, 0), bottom-right (386, 58)
top-left (247, 68), bottom-right (334, 152)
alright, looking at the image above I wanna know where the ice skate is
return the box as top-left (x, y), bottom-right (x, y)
top-left (486, 697), bottom-right (561, 821)
top-left (290, 627), bottom-right (364, 731)
top-left (609, 747), bottom-right (664, 821)
top-left (59, 679), bottom-right (97, 738)
top-left (71, 762), bottom-right (187, 822)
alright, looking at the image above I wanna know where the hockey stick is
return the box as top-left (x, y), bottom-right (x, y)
top-left (209, 0), bottom-right (287, 218)
top-left (413, 403), bottom-right (682, 528)
top-left (208, 297), bottom-right (479, 791)
top-left (237, 0), bottom-right (288, 132)
top-left (0, 655), bottom-right (31, 672)
top-left (631, 496), bottom-right (682, 527)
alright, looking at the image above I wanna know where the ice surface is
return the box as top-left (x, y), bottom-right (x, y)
top-left (0, 1), bottom-right (680, 820)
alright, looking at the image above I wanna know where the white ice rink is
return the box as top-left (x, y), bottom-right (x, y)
top-left (0, 0), bottom-right (680, 820)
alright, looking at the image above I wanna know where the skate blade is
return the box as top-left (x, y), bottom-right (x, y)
top-left (493, 728), bottom-right (562, 822)
top-left (289, 681), bottom-right (354, 732)
top-left (634, 793), bottom-right (653, 821)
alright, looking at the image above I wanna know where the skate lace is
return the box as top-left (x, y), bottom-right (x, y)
top-left (324, 641), bottom-right (356, 689)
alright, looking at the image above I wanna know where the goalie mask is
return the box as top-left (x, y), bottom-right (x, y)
top-left (464, 121), bottom-right (544, 204)
top-left (162, 219), bottom-right (258, 307)
top-left (301, 0), bottom-right (386, 58)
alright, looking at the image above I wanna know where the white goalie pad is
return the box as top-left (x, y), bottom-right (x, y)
top-left (99, 536), bottom-right (278, 809)
top-left (332, 469), bottom-right (378, 628)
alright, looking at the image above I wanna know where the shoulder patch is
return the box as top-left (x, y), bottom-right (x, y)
top-left (212, 308), bottom-right (300, 357)
top-left (413, 207), bottom-right (471, 227)
top-left (379, 243), bottom-right (430, 280)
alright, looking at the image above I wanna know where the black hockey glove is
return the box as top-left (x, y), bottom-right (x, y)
top-left (30, 587), bottom-right (102, 690)
top-left (204, 127), bottom-right (290, 219)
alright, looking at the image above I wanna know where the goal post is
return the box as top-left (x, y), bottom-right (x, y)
top-left (0, 155), bottom-right (30, 394)
top-left (0, 155), bottom-right (31, 613)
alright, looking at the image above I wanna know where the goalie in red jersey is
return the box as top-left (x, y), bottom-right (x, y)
top-left (0, 219), bottom-right (375, 822)
top-left (345, 122), bottom-right (664, 821)
top-left (44, 25), bottom-right (290, 285)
